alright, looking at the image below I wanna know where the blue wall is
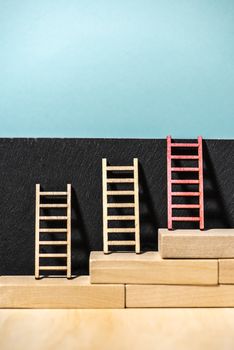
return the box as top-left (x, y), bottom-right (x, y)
top-left (0, 0), bottom-right (233, 138)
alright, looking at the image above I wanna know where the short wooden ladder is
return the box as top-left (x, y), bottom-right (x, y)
top-left (167, 136), bottom-right (204, 230)
top-left (102, 158), bottom-right (140, 253)
top-left (35, 184), bottom-right (71, 278)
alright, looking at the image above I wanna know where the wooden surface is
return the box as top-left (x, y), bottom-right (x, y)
top-left (159, 228), bottom-right (234, 258)
top-left (126, 284), bottom-right (234, 308)
top-left (0, 276), bottom-right (124, 309)
top-left (90, 251), bottom-right (218, 285)
top-left (1, 309), bottom-right (234, 350)
top-left (219, 259), bottom-right (234, 284)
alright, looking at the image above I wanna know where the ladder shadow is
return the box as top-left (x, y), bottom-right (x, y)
top-left (138, 163), bottom-right (160, 251)
top-left (203, 142), bottom-right (232, 228)
top-left (71, 187), bottom-right (91, 276)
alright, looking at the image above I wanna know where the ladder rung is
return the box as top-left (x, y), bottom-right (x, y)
top-left (39, 192), bottom-right (67, 196)
top-left (39, 229), bottom-right (67, 233)
top-left (40, 204), bottom-right (68, 208)
top-left (107, 215), bottom-right (135, 220)
top-left (171, 192), bottom-right (200, 196)
top-left (171, 155), bottom-right (199, 159)
top-left (107, 191), bottom-right (135, 195)
top-left (39, 254), bottom-right (67, 258)
top-left (39, 216), bottom-right (67, 220)
top-left (171, 167), bottom-right (199, 172)
top-left (107, 228), bottom-right (135, 233)
top-left (171, 143), bottom-right (199, 147)
top-left (106, 178), bottom-right (134, 183)
top-left (108, 241), bottom-right (136, 246)
top-left (172, 217), bottom-right (200, 221)
top-left (171, 180), bottom-right (199, 184)
top-left (39, 241), bottom-right (67, 245)
top-left (107, 203), bottom-right (135, 208)
top-left (106, 166), bottom-right (134, 171)
top-left (39, 266), bottom-right (67, 270)
top-left (171, 204), bottom-right (200, 209)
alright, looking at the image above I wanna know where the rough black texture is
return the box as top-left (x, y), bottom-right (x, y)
top-left (0, 138), bottom-right (233, 275)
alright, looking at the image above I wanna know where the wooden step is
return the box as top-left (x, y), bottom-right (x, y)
top-left (39, 241), bottom-right (67, 245)
top-left (0, 276), bottom-right (124, 309)
top-left (107, 203), bottom-right (135, 208)
top-left (39, 192), bottom-right (67, 196)
top-left (40, 204), bottom-right (68, 208)
top-left (106, 166), bottom-right (134, 171)
top-left (39, 254), bottom-right (67, 258)
top-left (39, 216), bottom-right (67, 220)
top-left (39, 229), bottom-right (67, 233)
top-left (107, 191), bottom-right (135, 195)
top-left (107, 228), bottom-right (135, 233)
top-left (39, 266), bottom-right (67, 270)
top-left (106, 178), bottom-right (134, 183)
top-left (107, 215), bottom-right (135, 220)
top-left (90, 252), bottom-right (218, 285)
top-left (108, 241), bottom-right (136, 246)
top-left (159, 229), bottom-right (234, 258)
top-left (126, 284), bottom-right (234, 308)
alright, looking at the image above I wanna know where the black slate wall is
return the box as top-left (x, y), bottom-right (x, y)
top-left (0, 138), bottom-right (233, 275)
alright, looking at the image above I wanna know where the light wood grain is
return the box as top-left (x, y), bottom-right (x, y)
top-left (126, 284), bottom-right (234, 307)
top-left (102, 158), bottom-right (141, 253)
top-left (0, 276), bottom-right (125, 309)
top-left (1, 309), bottom-right (234, 350)
top-left (90, 251), bottom-right (218, 285)
top-left (35, 184), bottom-right (71, 278)
top-left (219, 259), bottom-right (234, 284)
top-left (159, 228), bottom-right (234, 258)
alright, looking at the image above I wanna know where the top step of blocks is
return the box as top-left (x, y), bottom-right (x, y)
top-left (159, 228), bottom-right (234, 259)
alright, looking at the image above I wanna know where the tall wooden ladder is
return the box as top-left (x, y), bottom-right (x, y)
top-left (167, 136), bottom-right (204, 230)
top-left (35, 184), bottom-right (71, 278)
top-left (102, 158), bottom-right (140, 253)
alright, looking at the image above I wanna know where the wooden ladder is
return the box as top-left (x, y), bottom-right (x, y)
top-left (102, 158), bottom-right (140, 253)
top-left (167, 136), bottom-right (204, 230)
top-left (35, 184), bottom-right (71, 278)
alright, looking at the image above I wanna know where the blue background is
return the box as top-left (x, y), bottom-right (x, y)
top-left (0, 0), bottom-right (233, 138)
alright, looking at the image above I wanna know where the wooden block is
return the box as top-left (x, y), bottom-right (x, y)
top-left (90, 251), bottom-right (218, 285)
top-left (0, 276), bottom-right (125, 309)
top-left (159, 228), bottom-right (234, 258)
top-left (126, 284), bottom-right (234, 308)
top-left (219, 260), bottom-right (234, 284)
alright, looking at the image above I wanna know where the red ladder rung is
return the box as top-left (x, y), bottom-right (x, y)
top-left (171, 192), bottom-right (200, 196)
top-left (171, 167), bottom-right (199, 172)
top-left (171, 180), bottom-right (199, 184)
top-left (171, 155), bottom-right (199, 160)
top-left (172, 217), bottom-right (200, 221)
top-left (171, 143), bottom-right (199, 147)
top-left (171, 204), bottom-right (200, 209)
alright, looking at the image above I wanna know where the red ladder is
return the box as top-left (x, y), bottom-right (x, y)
top-left (167, 136), bottom-right (204, 230)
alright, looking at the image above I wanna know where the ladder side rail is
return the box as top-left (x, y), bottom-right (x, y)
top-left (102, 159), bottom-right (109, 253)
top-left (167, 136), bottom-right (172, 229)
top-left (198, 136), bottom-right (204, 229)
top-left (133, 158), bottom-right (140, 253)
top-left (66, 184), bottom-right (72, 278)
top-left (35, 184), bottom-right (40, 279)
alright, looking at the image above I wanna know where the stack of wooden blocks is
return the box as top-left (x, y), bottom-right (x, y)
top-left (90, 228), bottom-right (234, 308)
top-left (1, 228), bottom-right (234, 308)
